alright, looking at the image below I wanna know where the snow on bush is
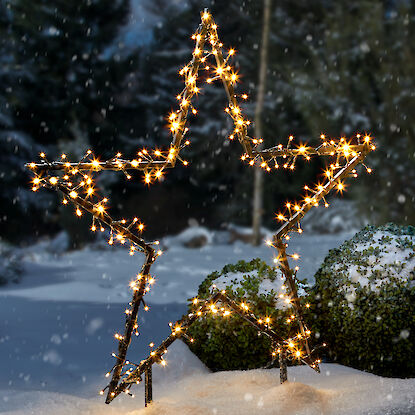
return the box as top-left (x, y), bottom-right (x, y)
top-left (187, 258), bottom-right (310, 371)
top-left (311, 223), bottom-right (415, 377)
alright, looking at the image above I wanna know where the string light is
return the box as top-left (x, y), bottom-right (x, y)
top-left (25, 7), bottom-right (375, 406)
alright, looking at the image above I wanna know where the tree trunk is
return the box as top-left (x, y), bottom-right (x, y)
top-left (252, 0), bottom-right (272, 245)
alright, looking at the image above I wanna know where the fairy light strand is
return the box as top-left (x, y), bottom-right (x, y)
top-left (25, 8), bottom-right (375, 406)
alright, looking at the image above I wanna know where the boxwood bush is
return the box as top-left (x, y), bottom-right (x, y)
top-left (310, 224), bottom-right (415, 377)
top-left (186, 258), bottom-right (308, 371)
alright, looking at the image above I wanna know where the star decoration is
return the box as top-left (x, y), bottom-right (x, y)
top-left (26, 8), bottom-right (375, 406)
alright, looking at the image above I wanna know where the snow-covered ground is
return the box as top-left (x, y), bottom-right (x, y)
top-left (1, 230), bottom-right (414, 414)
top-left (0, 232), bottom-right (352, 304)
top-left (2, 348), bottom-right (415, 415)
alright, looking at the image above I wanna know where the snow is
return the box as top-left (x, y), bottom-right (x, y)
top-left (345, 230), bottom-right (415, 291)
top-left (213, 271), bottom-right (254, 291)
top-left (1, 229), bottom-right (414, 414)
top-left (228, 223), bottom-right (274, 239)
top-left (2, 231), bottom-right (352, 304)
top-left (131, 364), bottom-right (415, 415)
top-left (0, 340), bottom-right (207, 415)
top-left (301, 199), bottom-right (368, 234)
top-left (1, 363), bottom-right (414, 415)
top-left (258, 277), bottom-right (284, 296)
top-left (163, 225), bottom-right (214, 248)
top-left (213, 270), bottom-right (285, 301)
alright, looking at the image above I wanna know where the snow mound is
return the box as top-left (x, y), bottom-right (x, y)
top-left (129, 364), bottom-right (415, 415)
top-left (328, 224), bottom-right (415, 292)
top-left (20, 231), bottom-right (70, 260)
top-left (139, 373), bottom-right (330, 415)
top-left (0, 243), bottom-right (23, 285)
top-left (151, 340), bottom-right (209, 384)
top-left (163, 226), bottom-right (214, 248)
top-left (1, 362), bottom-right (415, 414)
top-left (227, 223), bottom-right (274, 244)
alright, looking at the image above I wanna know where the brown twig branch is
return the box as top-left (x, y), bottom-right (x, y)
top-left (273, 152), bottom-right (368, 241)
top-left (24, 7), bottom-right (375, 407)
top-left (104, 289), bottom-right (318, 403)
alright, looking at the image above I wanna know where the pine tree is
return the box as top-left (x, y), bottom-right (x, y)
top-left (140, 0), bottom-right (319, 230)
top-left (10, 0), bottom-right (143, 153)
top-left (138, 0), bottom-right (260, 229)
top-left (0, 0), bottom-right (48, 243)
top-left (291, 0), bottom-right (415, 224)
top-left (2, 0), bottom-right (146, 243)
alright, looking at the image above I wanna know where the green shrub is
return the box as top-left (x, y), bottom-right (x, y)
top-left (187, 258), bottom-right (308, 371)
top-left (310, 223), bottom-right (415, 377)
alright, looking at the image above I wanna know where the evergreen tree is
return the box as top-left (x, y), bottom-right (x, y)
top-left (140, 0), bottom-right (319, 230)
top-left (137, 0), bottom-right (258, 230)
top-left (1, 0), bottom-right (146, 243)
top-left (0, 0), bottom-right (49, 243)
top-left (291, 0), bottom-right (415, 224)
top-left (10, 0), bottom-right (143, 154)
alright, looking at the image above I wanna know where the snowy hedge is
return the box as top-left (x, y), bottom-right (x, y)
top-left (311, 224), bottom-right (415, 377)
top-left (187, 258), bottom-right (308, 371)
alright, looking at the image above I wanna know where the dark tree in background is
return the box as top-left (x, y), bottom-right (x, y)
top-left (137, 0), bottom-right (261, 230)
top-left (0, 0), bottom-right (47, 243)
top-left (1, 0), bottom-right (145, 244)
top-left (138, 0), bottom-right (317, 232)
top-left (126, 0), bottom-right (415, 228)
top-left (10, 0), bottom-right (141, 152)
top-left (290, 0), bottom-right (415, 224)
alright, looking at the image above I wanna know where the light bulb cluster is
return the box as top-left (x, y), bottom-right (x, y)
top-left (259, 133), bottom-right (374, 373)
top-left (25, 7), bottom-right (376, 406)
top-left (25, 9), bottom-right (258, 184)
top-left (269, 134), bottom-right (375, 241)
top-left (246, 133), bottom-right (375, 171)
top-left (27, 149), bottom-right (164, 403)
top-left (103, 287), bottom-right (324, 402)
top-left (28, 150), bottom-right (160, 254)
